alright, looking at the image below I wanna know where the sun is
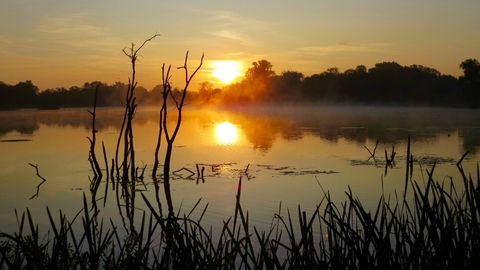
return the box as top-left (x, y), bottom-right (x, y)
top-left (212, 61), bottom-right (241, 84)
top-left (215, 122), bottom-right (238, 144)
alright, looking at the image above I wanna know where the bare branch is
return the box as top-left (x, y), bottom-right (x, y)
top-left (123, 33), bottom-right (160, 58)
top-left (178, 51), bottom-right (205, 86)
top-left (136, 33), bottom-right (160, 54)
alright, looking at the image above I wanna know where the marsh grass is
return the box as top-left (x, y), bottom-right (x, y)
top-left (1, 156), bottom-right (480, 269)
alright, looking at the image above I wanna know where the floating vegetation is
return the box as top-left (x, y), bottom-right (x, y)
top-left (256, 164), bottom-right (338, 176)
top-left (257, 165), bottom-right (291, 171)
top-left (415, 155), bottom-right (456, 165)
top-left (279, 169), bottom-right (339, 176)
top-left (173, 163), bottom-right (339, 180)
top-left (351, 155), bottom-right (456, 166)
top-left (350, 159), bottom-right (378, 166)
top-left (0, 139), bottom-right (32, 143)
top-left (167, 162), bottom-right (339, 182)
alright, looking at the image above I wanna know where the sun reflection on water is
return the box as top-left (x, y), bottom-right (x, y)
top-left (215, 121), bottom-right (238, 145)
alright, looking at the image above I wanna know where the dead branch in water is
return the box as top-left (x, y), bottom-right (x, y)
top-left (155, 51), bottom-right (204, 188)
top-left (117, 33), bottom-right (160, 182)
top-left (364, 140), bottom-right (379, 158)
top-left (87, 84), bottom-right (102, 178)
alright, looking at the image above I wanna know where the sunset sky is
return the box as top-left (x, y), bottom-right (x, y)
top-left (1, 0), bottom-right (479, 91)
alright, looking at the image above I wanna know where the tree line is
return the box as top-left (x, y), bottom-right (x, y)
top-left (0, 81), bottom-right (184, 110)
top-left (210, 58), bottom-right (480, 108)
top-left (1, 58), bottom-right (479, 110)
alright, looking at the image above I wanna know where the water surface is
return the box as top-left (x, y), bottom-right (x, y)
top-left (1, 106), bottom-right (479, 234)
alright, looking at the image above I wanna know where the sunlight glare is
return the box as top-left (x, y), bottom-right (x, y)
top-left (212, 61), bottom-right (240, 84)
top-left (215, 122), bottom-right (238, 145)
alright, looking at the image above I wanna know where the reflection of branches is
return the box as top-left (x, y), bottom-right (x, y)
top-left (242, 164), bottom-right (252, 181)
top-left (363, 139), bottom-right (381, 168)
top-left (196, 164), bottom-right (205, 184)
top-left (364, 140), bottom-right (378, 158)
top-left (173, 167), bottom-right (195, 179)
top-left (28, 163), bottom-right (46, 200)
top-left (384, 145), bottom-right (396, 176)
top-left (102, 142), bottom-right (109, 207)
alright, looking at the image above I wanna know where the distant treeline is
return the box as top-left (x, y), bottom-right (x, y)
top-left (1, 59), bottom-right (479, 110)
top-left (214, 58), bottom-right (480, 108)
top-left (0, 81), bottom-right (187, 110)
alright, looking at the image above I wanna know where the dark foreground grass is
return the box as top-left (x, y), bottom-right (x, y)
top-left (1, 161), bottom-right (480, 269)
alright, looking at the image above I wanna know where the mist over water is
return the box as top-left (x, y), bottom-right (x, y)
top-left (1, 106), bottom-right (479, 235)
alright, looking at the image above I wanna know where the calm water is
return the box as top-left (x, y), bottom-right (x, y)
top-left (1, 106), bottom-right (480, 235)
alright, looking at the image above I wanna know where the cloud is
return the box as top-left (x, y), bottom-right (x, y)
top-left (206, 10), bottom-right (274, 31)
top-left (296, 42), bottom-right (376, 55)
top-left (0, 34), bottom-right (75, 55)
top-left (187, 8), bottom-right (274, 45)
top-left (206, 29), bottom-right (251, 45)
top-left (0, 36), bottom-right (13, 45)
top-left (296, 42), bottom-right (390, 55)
top-left (38, 12), bottom-right (102, 35)
top-left (37, 12), bottom-right (122, 51)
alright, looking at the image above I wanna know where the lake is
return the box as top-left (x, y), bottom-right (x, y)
top-left (1, 106), bottom-right (480, 236)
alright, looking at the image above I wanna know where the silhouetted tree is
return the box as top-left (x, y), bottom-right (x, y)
top-left (339, 65), bottom-right (371, 103)
top-left (367, 62), bottom-right (408, 104)
top-left (243, 60), bottom-right (276, 102)
top-left (17, 81), bottom-right (39, 107)
top-left (198, 81), bottom-right (214, 92)
top-left (0, 80), bottom-right (39, 109)
top-left (244, 60), bottom-right (276, 83)
top-left (0, 82), bottom-right (11, 109)
top-left (37, 87), bottom-right (68, 108)
top-left (195, 81), bottom-right (218, 105)
top-left (460, 59), bottom-right (480, 82)
top-left (302, 67), bottom-right (340, 102)
top-left (1, 58), bottom-right (471, 108)
top-left (269, 70), bottom-right (304, 102)
top-left (459, 59), bottom-right (480, 107)
top-left (260, 70), bottom-right (305, 103)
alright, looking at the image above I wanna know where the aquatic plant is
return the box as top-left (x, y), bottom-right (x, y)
top-left (2, 150), bottom-right (480, 269)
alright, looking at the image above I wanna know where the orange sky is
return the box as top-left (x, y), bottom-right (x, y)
top-left (1, 0), bottom-right (479, 91)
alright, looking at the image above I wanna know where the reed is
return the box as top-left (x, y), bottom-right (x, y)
top-left (2, 153), bottom-right (480, 269)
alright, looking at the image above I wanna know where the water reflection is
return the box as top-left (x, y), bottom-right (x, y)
top-left (0, 108), bottom-right (156, 137)
top-left (215, 122), bottom-right (238, 145)
top-left (1, 107), bottom-right (480, 154)
top-left (2, 106), bottom-right (480, 251)
top-left (459, 127), bottom-right (480, 155)
top-left (221, 107), bottom-right (480, 154)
